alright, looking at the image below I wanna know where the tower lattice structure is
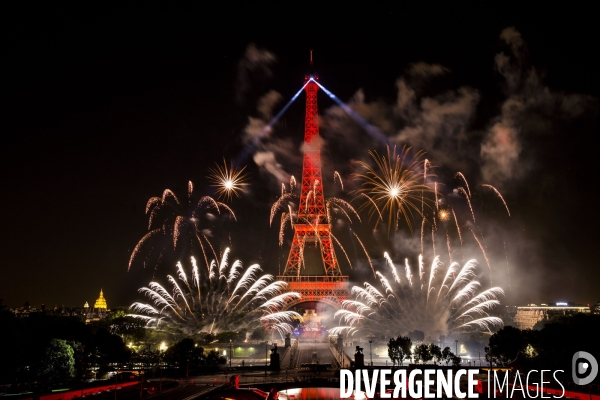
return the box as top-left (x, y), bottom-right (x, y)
top-left (278, 65), bottom-right (349, 309)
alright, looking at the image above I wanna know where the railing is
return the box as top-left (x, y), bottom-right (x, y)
top-left (277, 275), bottom-right (349, 283)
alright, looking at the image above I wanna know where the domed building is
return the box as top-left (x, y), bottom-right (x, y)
top-left (93, 289), bottom-right (107, 310)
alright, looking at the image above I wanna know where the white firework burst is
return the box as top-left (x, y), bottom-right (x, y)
top-left (334, 255), bottom-right (504, 338)
top-left (130, 249), bottom-right (301, 335)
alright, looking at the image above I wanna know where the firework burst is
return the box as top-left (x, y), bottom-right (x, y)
top-left (353, 145), bottom-right (433, 235)
top-left (334, 254), bottom-right (504, 338)
top-left (208, 159), bottom-right (249, 201)
top-left (418, 172), bottom-right (512, 282)
top-left (128, 181), bottom-right (236, 272)
top-left (130, 249), bottom-right (302, 335)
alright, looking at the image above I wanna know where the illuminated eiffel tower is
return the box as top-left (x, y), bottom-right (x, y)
top-left (278, 52), bottom-right (349, 310)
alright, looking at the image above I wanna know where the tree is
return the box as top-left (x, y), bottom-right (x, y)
top-left (429, 344), bottom-right (443, 365)
top-left (452, 355), bottom-right (462, 366)
top-left (414, 344), bottom-right (432, 364)
top-left (205, 349), bottom-right (227, 366)
top-left (486, 326), bottom-right (526, 366)
top-left (196, 332), bottom-right (216, 345)
top-left (38, 339), bottom-right (75, 382)
top-left (216, 331), bottom-right (238, 343)
top-left (163, 338), bottom-right (204, 372)
top-left (388, 337), bottom-right (401, 366)
top-left (442, 346), bottom-right (453, 366)
top-left (134, 348), bottom-right (160, 368)
top-left (92, 327), bottom-right (131, 366)
top-left (387, 335), bottom-right (412, 366)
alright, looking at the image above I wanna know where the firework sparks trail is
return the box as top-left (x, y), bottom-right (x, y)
top-left (455, 172), bottom-right (471, 198)
top-left (203, 235), bottom-right (219, 267)
top-left (451, 208), bottom-right (463, 246)
top-left (442, 231), bottom-right (451, 262)
top-left (290, 176), bottom-right (296, 192)
top-left (161, 189), bottom-right (181, 207)
top-left (422, 159), bottom-right (431, 217)
top-left (128, 228), bottom-right (164, 271)
top-left (270, 193), bottom-right (296, 226)
top-left (431, 225), bottom-right (436, 258)
top-left (352, 231), bottom-right (375, 277)
top-left (328, 233), bottom-right (351, 269)
top-left (259, 292), bottom-right (302, 311)
top-left (129, 183), bottom-right (235, 272)
top-left (434, 182), bottom-right (439, 212)
top-left (352, 145), bottom-right (432, 235)
top-left (504, 241), bottom-right (511, 292)
top-left (326, 200), bottom-right (352, 224)
top-left (356, 193), bottom-right (383, 221)
top-left (404, 259), bottom-right (414, 287)
top-left (421, 218), bottom-right (426, 255)
top-left (482, 184), bottom-right (511, 217)
top-left (334, 254), bottom-right (503, 337)
top-left (470, 229), bottom-right (492, 285)
top-left (146, 197), bottom-right (161, 214)
top-left (333, 171), bottom-right (344, 190)
top-left (279, 213), bottom-right (290, 247)
top-left (384, 252), bottom-right (401, 284)
top-left (130, 249), bottom-right (299, 334)
top-left (426, 256), bottom-right (443, 307)
top-left (328, 198), bottom-right (361, 222)
top-left (457, 187), bottom-right (476, 223)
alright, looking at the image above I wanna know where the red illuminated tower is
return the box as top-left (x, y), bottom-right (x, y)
top-left (279, 53), bottom-right (349, 309)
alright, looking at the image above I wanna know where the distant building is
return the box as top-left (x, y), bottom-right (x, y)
top-left (9, 289), bottom-right (112, 323)
top-left (94, 289), bottom-right (107, 310)
top-left (514, 302), bottom-right (590, 330)
top-left (592, 301), bottom-right (600, 315)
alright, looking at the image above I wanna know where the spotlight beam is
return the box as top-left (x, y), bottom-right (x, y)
top-left (237, 81), bottom-right (311, 164)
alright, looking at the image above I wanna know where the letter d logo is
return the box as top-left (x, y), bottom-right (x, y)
top-left (572, 351), bottom-right (598, 385)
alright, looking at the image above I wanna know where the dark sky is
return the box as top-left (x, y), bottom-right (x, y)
top-left (3, 3), bottom-right (598, 309)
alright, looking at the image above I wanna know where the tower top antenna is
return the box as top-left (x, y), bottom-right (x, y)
top-left (310, 49), bottom-right (313, 67)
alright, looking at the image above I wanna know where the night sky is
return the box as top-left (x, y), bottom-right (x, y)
top-left (3, 3), bottom-right (598, 309)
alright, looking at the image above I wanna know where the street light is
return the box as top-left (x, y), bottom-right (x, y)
top-left (455, 340), bottom-right (459, 355)
top-left (366, 334), bottom-right (376, 367)
top-left (229, 340), bottom-right (232, 370)
top-left (265, 341), bottom-right (268, 378)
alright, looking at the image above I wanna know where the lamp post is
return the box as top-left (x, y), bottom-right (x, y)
top-left (229, 340), bottom-right (232, 370)
top-left (139, 370), bottom-right (144, 399)
top-left (478, 350), bottom-right (481, 367)
top-left (455, 340), bottom-right (459, 355)
top-left (265, 341), bottom-right (268, 378)
top-left (366, 334), bottom-right (376, 367)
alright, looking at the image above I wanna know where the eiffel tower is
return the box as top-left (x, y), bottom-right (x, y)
top-left (278, 52), bottom-right (350, 310)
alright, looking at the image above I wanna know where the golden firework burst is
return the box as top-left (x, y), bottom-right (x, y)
top-left (438, 208), bottom-right (450, 222)
top-left (353, 145), bottom-right (433, 234)
top-left (208, 159), bottom-right (249, 201)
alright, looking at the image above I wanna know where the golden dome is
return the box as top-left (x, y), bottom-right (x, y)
top-left (94, 289), bottom-right (107, 309)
